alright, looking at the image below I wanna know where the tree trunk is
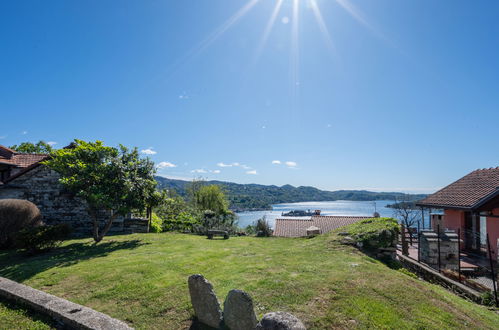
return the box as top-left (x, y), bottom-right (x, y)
top-left (94, 212), bottom-right (120, 243)
top-left (89, 208), bottom-right (100, 243)
top-left (90, 208), bottom-right (119, 243)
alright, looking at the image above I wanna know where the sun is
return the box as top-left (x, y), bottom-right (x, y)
top-left (171, 0), bottom-right (381, 93)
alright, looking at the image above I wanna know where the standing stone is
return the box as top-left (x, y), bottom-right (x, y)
top-left (188, 274), bottom-right (222, 328)
top-left (223, 289), bottom-right (258, 330)
top-left (256, 312), bottom-right (306, 330)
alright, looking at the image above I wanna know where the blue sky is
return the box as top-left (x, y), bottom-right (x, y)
top-left (1, 0), bottom-right (499, 193)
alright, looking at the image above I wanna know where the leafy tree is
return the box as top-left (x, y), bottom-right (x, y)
top-left (193, 185), bottom-right (230, 215)
top-left (10, 141), bottom-right (54, 154)
top-left (44, 140), bottom-right (157, 243)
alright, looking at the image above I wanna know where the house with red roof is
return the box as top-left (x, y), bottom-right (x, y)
top-left (417, 167), bottom-right (499, 260)
top-left (0, 145), bottom-right (147, 235)
top-left (0, 145), bottom-right (48, 183)
top-left (274, 215), bottom-right (370, 238)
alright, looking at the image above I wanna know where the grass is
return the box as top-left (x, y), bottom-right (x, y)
top-left (0, 298), bottom-right (53, 329)
top-left (0, 232), bottom-right (497, 329)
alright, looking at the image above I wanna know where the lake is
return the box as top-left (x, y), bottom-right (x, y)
top-left (236, 200), bottom-right (399, 229)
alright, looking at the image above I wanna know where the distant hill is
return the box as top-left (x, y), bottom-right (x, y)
top-left (155, 176), bottom-right (428, 212)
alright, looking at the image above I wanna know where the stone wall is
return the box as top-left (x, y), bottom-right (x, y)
top-left (420, 230), bottom-right (459, 271)
top-left (0, 165), bottom-right (148, 236)
top-left (398, 254), bottom-right (481, 303)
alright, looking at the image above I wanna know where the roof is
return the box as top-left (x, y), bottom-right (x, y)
top-left (0, 153), bottom-right (48, 168)
top-left (274, 215), bottom-right (371, 238)
top-left (417, 167), bottom-right (499, 210)
top-left (0, 145), bottom-right (49, 185)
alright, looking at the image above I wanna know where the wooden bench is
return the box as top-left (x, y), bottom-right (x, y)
top-left (207, 230), bottom-right (229, 239)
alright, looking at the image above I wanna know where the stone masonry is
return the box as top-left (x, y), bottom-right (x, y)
top-left (0, 165), bottom-right (148, 236)
top-left (420, 230), bottom-right (459, 271)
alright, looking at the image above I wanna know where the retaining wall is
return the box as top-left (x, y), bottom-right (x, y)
top-left (0, 277), bottom-right (133, 330)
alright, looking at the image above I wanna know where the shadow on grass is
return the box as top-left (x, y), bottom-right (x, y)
top-left (0, 296), bottom-right (58, 329)
top-left (0, 240), bottom-right (148, 282)
top-left (188, 317), bottom-right (225, 330)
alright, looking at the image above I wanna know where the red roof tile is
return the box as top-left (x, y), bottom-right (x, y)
top-left (418, 167), bottom-right (499, 209)
top-left (274, 215), bottom-right (371, 238)
top-left (0, 153), bottom-right (48, 168)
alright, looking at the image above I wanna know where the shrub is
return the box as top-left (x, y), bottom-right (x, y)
top-left (340, 217), bottom-right (399, 250)
top-left (163, 212), bottom-right (200, 232)
top-left (481, 291), bottom-right (496, 306)
top-left (0, 199), bottom-right (43, 249)
top-left (149, 213), bottom-right (163, 233)
top-left (16, 224), bottom-right (71, 253)
top-left (245, 224), bottom-right (257, 235)
top-left (255, 217), bottom-right (273, 237)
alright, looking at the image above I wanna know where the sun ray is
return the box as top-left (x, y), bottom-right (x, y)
top-left (290, 0), bottom-right (300, 97)
top-left (309, 0), bottom-right (336, 54)
top-left (253, 0), bottom-right (284, 64)
top-left (334, 0), bottom-right (389, 43)
top-left (197, 0), bottom-right (261, 54)
top-left (161, 0), bottom-right (261, 80)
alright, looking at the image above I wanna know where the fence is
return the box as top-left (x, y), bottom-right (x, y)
top-left (398, 224), bottom-right (498, 307)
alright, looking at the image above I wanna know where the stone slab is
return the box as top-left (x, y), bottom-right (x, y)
top-left (188, 274), bottom-right (222, 328)
top-left (223, 289), bottom-right (258, 330)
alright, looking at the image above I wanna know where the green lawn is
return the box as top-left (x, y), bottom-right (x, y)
top-left (0, 233), bottom-right (497, 329)
top-left (0, 299), bottom-right (53, 329)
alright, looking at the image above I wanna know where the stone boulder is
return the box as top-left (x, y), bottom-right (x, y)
top-left (188, 274), bottom-right (222, 328)
top-left (223, 289), bottom-right (258, 330)
top-left (256, 312), bottom-right (306, 330)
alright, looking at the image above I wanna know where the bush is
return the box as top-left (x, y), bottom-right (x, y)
top-left (16, 224), bottom-right (71, 253)
top-left (150, 213), bottom-right (163, 233)
top-left (255, 217), bottom-right (273, 237)
top-left (163, 212), bottom-right (200, 232)
top-left (0, 199), bottom-right (43, 249)
top-left (245, 224), bottom-right (257, 235)
top-left (340, 217), bottom-right (399, 250)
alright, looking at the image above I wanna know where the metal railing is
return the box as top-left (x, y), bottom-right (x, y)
top-left (398, 225), bottom-right (498, 306)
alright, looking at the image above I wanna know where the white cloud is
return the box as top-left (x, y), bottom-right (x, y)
top-left (246, 170), bottom-right (257, 175)
top-left (157, 161), bottom-right (177, 169)
top-left (217, 162), bottom-right (249, 169)
top-left (191, 169), bottom-right (207, 173)
top-left (21, 130), bottom-right (28, 135)
top-left (141, 148), bottom-right (157, 155)
top-left (272, 160), bottom-right (281, 165)
top-left (47, 141), bottom-right (57, 146)
top-left (285, 161), bottom-right (297, 168)
top-left (211, 170), bottom-right (221, 174)
top-left (217, 162), bottom-right (233, 167)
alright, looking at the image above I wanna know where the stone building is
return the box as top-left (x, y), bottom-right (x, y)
top-left (0, 145), bottom-right (147, 235)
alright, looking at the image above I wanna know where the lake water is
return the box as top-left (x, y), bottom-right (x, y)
top-left (236, 200), bottom-right (398, 229)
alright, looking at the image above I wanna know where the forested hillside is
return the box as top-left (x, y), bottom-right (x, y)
top-left (155, 176), bottom-right (427, 211)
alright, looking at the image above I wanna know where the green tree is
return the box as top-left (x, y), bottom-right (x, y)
top-left (44, 140), bottom-right (157, 243)
top-left (10, 141), bottom-right (54, 154)
top-left (194, 185), bottom-right (230, 215)
top-left (191, 185), bottom-right (237, 231)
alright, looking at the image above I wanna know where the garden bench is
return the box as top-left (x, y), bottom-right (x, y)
top-left (207, 230), bottom-right (229, 239)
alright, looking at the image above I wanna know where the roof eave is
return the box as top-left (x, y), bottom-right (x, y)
top-left (415, 202), bottom-right (472, 210)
